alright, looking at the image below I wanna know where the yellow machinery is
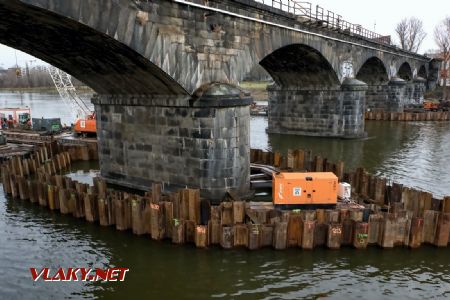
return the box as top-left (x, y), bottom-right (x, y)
top-left (273, 172), bottom-right (338, 208)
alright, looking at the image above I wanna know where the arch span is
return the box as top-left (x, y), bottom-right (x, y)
top-left (259, 44), bottom-right (340, 88)
top-left (397, 62), bottom-right (413, 81)
top-left (0, 1), bottom-right (187, 95)
top-left (418, 65), bottom-right (427, 78)
top-left (356, 57), bottom-right (389, 84)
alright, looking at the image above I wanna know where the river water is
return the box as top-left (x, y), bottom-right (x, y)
top-left (1, 92), bottom-right (450, 299)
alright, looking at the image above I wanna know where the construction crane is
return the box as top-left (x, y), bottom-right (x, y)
top-left (47, 66), bottom-right (96, 136)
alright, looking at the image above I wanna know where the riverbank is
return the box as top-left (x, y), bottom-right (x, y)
top-left (240, 81), bottom-right (269, 101)
top-left (0, 86), bottom-right (94, 94)
top-left (365, 110), bottom-right (450, 121)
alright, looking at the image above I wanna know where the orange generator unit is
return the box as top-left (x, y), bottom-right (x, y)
top-left (272, 172), bottom-right (338, 209)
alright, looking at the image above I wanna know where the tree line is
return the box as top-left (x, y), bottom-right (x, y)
top-left (0, 65), bottom-right (84, 88)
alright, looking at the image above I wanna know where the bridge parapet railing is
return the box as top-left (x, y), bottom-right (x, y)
top-left (253, 0), bottom-right (391, 45)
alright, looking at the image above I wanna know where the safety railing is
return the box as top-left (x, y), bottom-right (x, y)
top-left (253, 0), bottom-right (391, 45)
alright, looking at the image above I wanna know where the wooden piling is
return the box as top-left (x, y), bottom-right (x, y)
top-left (423, 210), bottom-right (439, 244)
top-left (200, 199), bottom-right (211, 225)
top-left (131, 197), bottom-right (146, 235)
top-left (353, 222), bottom-right (369, 249)
top-left (327, 223), bottom-right (342, 249)
top-left (221, 202), bottom-right (233, 226)
top-left (163, 201), bottom-right (174, 239)
top-left (220, 226), bottom-right (234, 249)
top-left (233, 201), bottom-right (245, 224)
top-left (184, 220), bottom-right (196, 243)
top-left (367, 214), bottom-right (383, 244)
top-left (28, 180), bottom-right (37, 203)
top-left (37, 182), bottom-right (47, 207)
top-left (234, 224), bottom-right (249, 247)
top-left (260, 225), bottom-right (274, 247)
top-left (314, 222), bottom-right (327, 248)
top-left (434, 213), bottom-right (450, 247)
top-left (195, 225), bottom-right (209, 248)
top-left (302, 220), bottom-right (315, 250)
top-left (378, 213), bottom-right (396, 248)
top-left (188, 189), bottom-right (200, 224)
top-left (409, 217), bottom-right (423, 248)
top-left (47, 185), bottom-right (56, 210)
top-left (394, 216), bottom-right (410, 247)
top-left (150, 203), bottom-right (164, 240)
top-left (341, 219), bottom-right (354, 246)
top-left (18, 176), bottom-right (29, 201)
top-left (273, 221), bottom-right (287, 250)
top-left (84, 193), bottom-right (98, 222)
top-left (287, 212), bottom-right (302, 247)
top-left (172, 219), bottom-right (185, 244)
top-left (248, 224), bottom-right (261, 250)
top-left (208, 220), bottom-right (221, 245)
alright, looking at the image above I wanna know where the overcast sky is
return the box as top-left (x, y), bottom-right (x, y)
top-left (0, 0), bottom-right (448, 68)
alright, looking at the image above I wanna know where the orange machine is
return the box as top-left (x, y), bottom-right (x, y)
top-left (423, 101), bottom-right (439, 111)
top-left (273, 172), bottom-right (338, 208)
top-left (73, 113), bottom-right (96, 135)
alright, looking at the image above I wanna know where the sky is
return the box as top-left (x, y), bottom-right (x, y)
top-left (0, 0), bottom-right (448, 68)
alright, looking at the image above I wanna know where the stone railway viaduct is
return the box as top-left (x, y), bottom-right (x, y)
top-left (0, 0), bottom-right (441, 201)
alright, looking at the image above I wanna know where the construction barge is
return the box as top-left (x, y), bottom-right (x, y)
top-left (1, 143), bottom-right (450, 251)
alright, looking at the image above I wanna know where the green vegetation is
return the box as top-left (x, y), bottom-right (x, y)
top-left (240, 81), bottom-right (270, 90)
top-left (240, 81), bottom-right (270, 101)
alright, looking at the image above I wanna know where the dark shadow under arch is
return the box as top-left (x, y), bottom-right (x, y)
top-left (0, 1), bottom-right (188, 95)
top-left (259, 44), bottom-right (340, 88)
top-left (398, 62), bottom-right (413, 81)
top-left (418, 65), bottom-right (427, 78)
top-left (356, 57), bottom-right (389, 85)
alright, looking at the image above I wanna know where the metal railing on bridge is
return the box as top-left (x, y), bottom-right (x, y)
top-left (252, 0), bottom-right (391, 45)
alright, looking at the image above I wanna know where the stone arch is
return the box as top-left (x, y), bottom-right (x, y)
top-left (259, 44), bottom-right (340, 88)
top-left (355, 57), bottom-right (389, 84)
top-left (418, 65), bottom-right (427, 78)
top-left (397, 62), bottom-right (413, 81)
top-left (0, 1), bottom-right (188, 95)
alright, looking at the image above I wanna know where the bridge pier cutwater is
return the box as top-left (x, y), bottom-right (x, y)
top-left (93, 84), bottom-right (252, 202)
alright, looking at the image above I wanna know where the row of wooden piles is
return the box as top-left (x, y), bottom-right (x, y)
top-left (365, 111), bottom-right (450, 121)
top-left (251, 148), bottom-right (345, 180)
top-left (2, 148), bottom-right (450, 250)
top-left (249, 148), bottom-right (450, 249)
top-left (57, 141), bottom-right (98, 161)
top-left (250, 148), bottom-right (449, 210)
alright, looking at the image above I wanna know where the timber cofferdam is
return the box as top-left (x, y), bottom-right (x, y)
top-left (2, 146), bottom-right (450, 251)
top-left (0, 0), bottom-right (441, 203)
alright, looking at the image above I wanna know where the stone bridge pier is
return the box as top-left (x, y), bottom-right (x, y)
top-left (263, 44), bottom-right (368, 138)
top-left (268, 79), bottom-right (367, 138)
top-left (93, 84), bottom-right (252, 202)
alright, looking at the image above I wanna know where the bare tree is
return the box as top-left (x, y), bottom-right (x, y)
top-left (434, 17), bottom-right (450, 100)
top-left (395, 17), bottom-right (427, 53)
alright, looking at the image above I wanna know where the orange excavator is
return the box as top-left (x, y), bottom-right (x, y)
top-left (423, 100), bottom-right (439, 111)
top-left (48, 66), bottom-right (96, 136)
top-left (73, 112), bottom-right (96, 135)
